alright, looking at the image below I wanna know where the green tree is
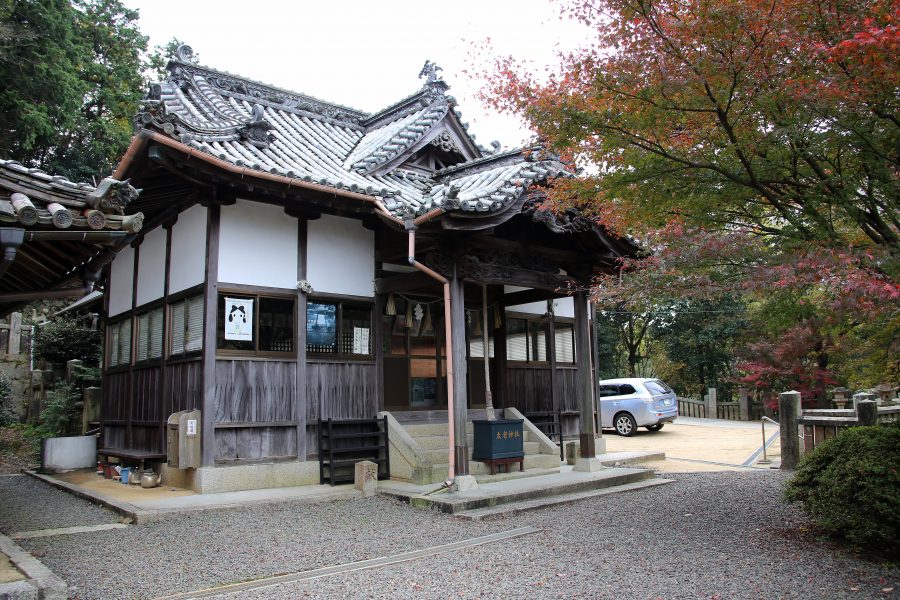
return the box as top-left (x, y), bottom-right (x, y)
top-left (651, 296), bottom-right (748, 399)
top-left (0, 0), bottom-right (147, 181)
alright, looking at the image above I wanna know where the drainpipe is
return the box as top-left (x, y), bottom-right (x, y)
top-left (406, 221), bottom-right (455, 482)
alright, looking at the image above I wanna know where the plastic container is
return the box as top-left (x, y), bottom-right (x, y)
top-left (119, 467), bottom-right (131, 485)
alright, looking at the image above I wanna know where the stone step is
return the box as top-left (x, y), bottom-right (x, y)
top-left (404, 423), bottom-right (473, 437)
top-left (454, 479), bottom-right (675, 520)
top-left (423, 442), bottom-right (542, 464)
top-left (410, 431), bottom-right (541, 448)
top-left (429, 453), bottom-right (561, 481)
top-left (407, 467), bottom-right (657, 514)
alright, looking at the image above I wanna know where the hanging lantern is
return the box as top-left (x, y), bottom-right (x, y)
top-left (385, 293), bottom-right (396, 316)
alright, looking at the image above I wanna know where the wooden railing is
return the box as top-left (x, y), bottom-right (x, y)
top-left (799, 405), bottom-right (900, 452)
top-left (677, 397), bottom-right (707, 418)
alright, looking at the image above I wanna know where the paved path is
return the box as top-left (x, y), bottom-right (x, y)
top-left (1, 470), bottom-right (896, 599)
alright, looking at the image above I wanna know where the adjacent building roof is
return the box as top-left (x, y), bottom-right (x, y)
top-left (0, 160), bottom-right (144, 315)
top-left (135, 46), bottom-right (572, 221)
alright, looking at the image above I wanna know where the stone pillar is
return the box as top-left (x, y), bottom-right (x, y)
top-left (705, 387), bottom-right (717, 420)
top-left (8, 312), bottom-right (21, 355)
top-left (852, 391), bottom-right (877, 409)
top-left (779, 390), bottom-right (801, 470)
top-left (856, 400), bottom-right (878, 427)
top-left (449, 268), bottom-right (469, 476)
top-left (354, 460), bottom-right (378, 497)
top-left (65, 359), bottom-right (83, 384)
top-left (738, 387), bottom-right (750, 421)
top-left (573, 292), bottom-right (602, 472)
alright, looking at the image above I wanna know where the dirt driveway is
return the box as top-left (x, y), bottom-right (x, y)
top-left (600, 416), bottom-right (782, 473)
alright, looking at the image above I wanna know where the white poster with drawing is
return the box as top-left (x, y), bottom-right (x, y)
top-left (224, 297), bottom-right (253, 341)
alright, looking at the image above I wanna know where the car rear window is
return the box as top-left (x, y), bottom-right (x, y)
top-left (645, 380), bottom-right (673, 395)
top-left (618, 384), bottom-right (637, 395)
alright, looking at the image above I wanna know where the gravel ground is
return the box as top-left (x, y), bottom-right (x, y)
top-left (8, 471), bottom-right (900, 599)
top-left (0, 475), bottom-right (120, 533)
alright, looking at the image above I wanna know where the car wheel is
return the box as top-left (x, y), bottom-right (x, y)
top-left (614, 413), bottom-right (637, 437)
top-left (646, 424), bottom-right (664, 432)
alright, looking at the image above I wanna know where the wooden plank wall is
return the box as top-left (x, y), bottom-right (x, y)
top-left (305, 360), bottom-right (377, 455)
top-left (506, 365), bottom-right (580, 436)
top-left (212, 359), bottom-right (297, 462)
top-left (101, 371), bottom-right (128, 449)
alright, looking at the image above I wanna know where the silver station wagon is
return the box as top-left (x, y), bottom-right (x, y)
top-left (598, 378), bottom-right (679, 436)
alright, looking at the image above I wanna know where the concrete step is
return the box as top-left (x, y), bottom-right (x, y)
top-left (455, 478), bottom-right (675, 520)
top-left (404, 422), bottom-right (473, 437)
top-left (430, 453), bottom-right (561, 481)
top-left (407, 467), bottom-right (657, 514)
top-left (410, 431), bottom-right (542, 447)
top-left (423, 442), bottom-right (542, 464)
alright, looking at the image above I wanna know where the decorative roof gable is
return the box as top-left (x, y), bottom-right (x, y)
top-left (130, 46), bottom-right (571, 225)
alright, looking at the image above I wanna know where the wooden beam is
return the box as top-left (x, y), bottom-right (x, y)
top-left (374, 271), bottom-right (437, 294)
top-left (502, 288), bottom-right (561, 307)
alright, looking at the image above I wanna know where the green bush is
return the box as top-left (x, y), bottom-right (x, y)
top-left (39, 382), bottom-right (80, 438)
top-left (784, 423), bottom-right (900, 554)
top-left (0, 373), bottom-right (14, 426)
top-left (33, 316), bottom-right (102, 367)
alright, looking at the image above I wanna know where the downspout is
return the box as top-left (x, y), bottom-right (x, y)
top-left (405, 218), bottom-right (455, 482)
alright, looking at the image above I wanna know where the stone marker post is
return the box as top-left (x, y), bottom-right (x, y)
top-left (354, 460), bottom-right (378, 498)
top-left (856, 400), bottom-right (878, 427)
top-left (779, 391), bottom-right (801, 470)
top-left (738, 388), bottom-right (750, 421)
top-left (706, 387), bottom-right (717, 420)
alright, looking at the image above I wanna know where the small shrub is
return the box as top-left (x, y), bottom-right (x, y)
top-left (0, 373), bottom-right (15, 426)
top-left (39, 382), bottom-right (80, 438)
top-left (784, 423), bottom-right (900, 554)
top-left (33, 316), bottom-right (101, 367)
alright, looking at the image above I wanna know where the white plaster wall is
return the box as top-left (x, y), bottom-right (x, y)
top-left (307, 214), bottom-right (374, 297)
top-left (218, 199), bottom-right (298, 289)
top-left (504, 286), bottom-right (577, 318)
top-left (504, 285), bottom-right (547, 315)
top-left (136, 226), bottom-right (166, 307)
top-left (553, 296), bottom-right (575, 319)
top-left (169, 204), bottom-right (207, 294)
top-left (108, 245), bottom-right (135, 316)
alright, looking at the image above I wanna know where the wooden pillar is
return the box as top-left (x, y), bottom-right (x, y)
top-left (126, 241), bottom-right (139, 450)
top-left (159, 221), bottom-right (173, 453)
top-left (296, 219), bottom-right (308, 461)
top-left (494, 297), bottom-right (508, 409)
top-left (200, 204), bottom-right (220, 467)
top-left (547, 300), bottom-right (559, 415)
top-left (574, 291), bottom-right (596, 458)
top-left (589, 301), bottom-right (602, 436)
top-left (450, 266), bottom-right (469, 475)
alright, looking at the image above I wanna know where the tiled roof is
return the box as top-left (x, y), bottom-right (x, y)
top-left (135, 46), bottom-right (570, 221)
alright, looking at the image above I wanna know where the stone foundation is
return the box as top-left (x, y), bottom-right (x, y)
top-left (158, 460), bottom-right (321, 494)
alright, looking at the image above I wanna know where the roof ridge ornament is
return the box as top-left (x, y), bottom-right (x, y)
top-left (174, 44), bottom-right (198, 64)
top-left (418, 60), bottom-right (444, 84)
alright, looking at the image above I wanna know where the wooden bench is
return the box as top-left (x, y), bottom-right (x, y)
top-left (98, 448), bottom-right (166, 477)
top-left (480, 456), bottom-right (524, 475)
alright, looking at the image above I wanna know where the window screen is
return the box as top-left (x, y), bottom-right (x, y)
top-left (506, 318), bottom-right (528, 361)
top-left (170, 295), bottom-right (204, 357)
top-left (554, 323), bottom-right (575, 363)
